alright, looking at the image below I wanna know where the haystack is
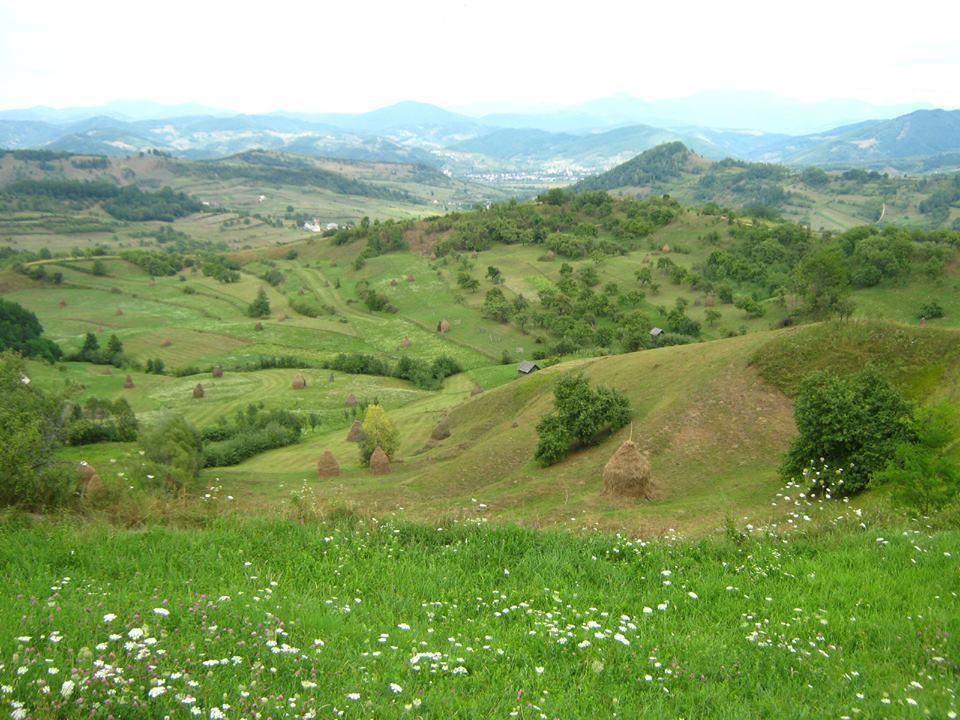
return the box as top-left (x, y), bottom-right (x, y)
top-left (298, 287), bottom-right (305, 295)
top-left (369, 446), bottom-right (391, 475)
top-left (115, 307), bottom-right (124, 316)
top-left (316, 450), bottom-right (340, 478)
top-left (212, 365), bottom-right (224, 378)
top-left (77, 462), bottom-right (103, 496)
top-left (193, 383), bottom-right (205, 399)
top-left (390, 278), bottom-right (398, 287)
top-left (406, 274), bottom-right (415, 282)
top-left (602, 440), bottom-right (652, 499)
top-left (661, 244), bottom-right (672, 253)
top-left (470, 383), bottom-right (484, 396)
top-left (160, 338), bottom-right (172, 347)
top-left (346, 420), bottom-right (364, 442)
top-left (101, 366), bottom-right (113, 376)
top-left (277, 312), bottom-right (287, 322)
top-left (123, 374), bottom-right (135, 389)
top-left (438, 319), bottom-right (451, 334)
top-left (401, 336), bottom-right (412, 349)
top-left (345, 393), bottom-right (358, 407)
top-left (255, 322), bottom-right (264, 331)
top-left (470, 250), bottom-right (479, 259)
top-left (431, 415), bottom-right (451, 441)
top-left (292, 373), bottom-right (307, 390)
top-left (58, 299), bottom-right (67, 308)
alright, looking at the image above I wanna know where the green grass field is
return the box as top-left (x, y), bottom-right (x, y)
top-left (0, 513), bottom-right (957, 719)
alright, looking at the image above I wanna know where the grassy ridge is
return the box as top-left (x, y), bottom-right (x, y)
top-left (0, 515), bottom-right (956, 719)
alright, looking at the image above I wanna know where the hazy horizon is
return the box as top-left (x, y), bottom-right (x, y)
top-left (2, 0), bottom-right (959, 116)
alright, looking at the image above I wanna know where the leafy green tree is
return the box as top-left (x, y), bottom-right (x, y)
top-left (0, 299), bottom-right (62, 362)
top-left (140, 415), bottom-right (203, 489)
top-left (535, 373), bottom-right (631, 466)
top-left (482, 287), bottom-right (512, 322)
top-left (79, 332), bottom-right (100, 361)
top-left (486, 266), bottom-right (503, 284)
top-left (0, 351), bottom-right (72, 509)
top-left (247, 288), bottom-right (271, 318)
top-left (795, 247), bottom-right (851, 318)
top-left (874, 405), bottom-right (960, 513)
top-left (106, 334), bottom-right (124, 360)
top-left (92, 259), bottom-right (107, 276)
top-left (456, 272), bottom-right (479, 291)
top-left (705, 309), bottom-right (722, 327)
top-left (919, 301), bottom-right (944, 319)
top-left (782, 366), bottom-right (915, 495)
top-left (359, 404), bottom-right (399, 465)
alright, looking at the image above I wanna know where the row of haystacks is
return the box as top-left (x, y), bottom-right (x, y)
top-left (315, 446), bottom-right (391, 477)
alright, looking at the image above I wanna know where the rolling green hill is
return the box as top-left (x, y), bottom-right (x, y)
top-left (576, 142), bottom-right (960, 231)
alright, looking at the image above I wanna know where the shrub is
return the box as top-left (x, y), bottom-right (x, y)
top-left (359, 405), bottom-right (399, 465)
top-left (782, 366), bottom-right (915, 495)
top-left (874, 405), bottom-right (960, 513)
top-left (534, 373), bottom-right (631, 466)
top-left (247, 288), bottom-right (271, 318)
top-left (201, 405), bottom-right (304, 467)
top-left (66, 397), bottom-right (138, 445)
top-left (140, 415), bottom-right (204, 490)
top-left (919, 301), bottom-right (945, 319)
top-left (0, 351), bottom-right (73, 508)
top-left (0, 299), bottom-right (63, 362)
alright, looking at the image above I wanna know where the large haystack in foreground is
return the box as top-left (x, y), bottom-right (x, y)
top-left (438, 319), bottom-right (451, 334)
top-left (77, 462), bottom-right (103, 496)
top-left (316, 450), bottom-right (340, 478)
top-left (602, 440), bottom-right (652, 499)
top-left (369, 446), bottom-right (391, 475)
top-left (292, 373), bottom-right (307, 390)
top-left (346, 420), bottom-right (364, 442)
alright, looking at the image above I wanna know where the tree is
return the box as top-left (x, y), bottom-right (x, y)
top-left (456, 272), bottom-right (479, 291)
top-left (0, 299), bottom-right (62, 362)
top-left (482, 287), bottom-right (512, 322)
top-left (782, 366), bottom-right (915, 495)
top-left (795, 247), bottom-right (851, 318)
top-left (106, 334), bottom-right (124, 361)
top-left (486, 266), bottom-right (503, 284)
top-left (247, 288), bottom-right (271, 318)
top-left (534, 373), bottom-right (631, 466)
top-left (79, 332), bottom-right (100, 361)
top-left (874, 405), bottom-right (960, 513)
top-left (705, 309), bottom-right (722, 327)
top-left (140, 415), bottom-right (203, 489)
top-left (92, 259), bottom-right (107, 276)
top-left (0, 351), bottom-right (72, 509)
top-left (359, 404), bottom-right (399, 465)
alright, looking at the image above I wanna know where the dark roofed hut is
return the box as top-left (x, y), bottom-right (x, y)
top-left (517, 361), bottom-right (540, 376)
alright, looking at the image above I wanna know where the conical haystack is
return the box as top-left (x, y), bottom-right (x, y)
top-left (345, 393), bottom-right (358, 407)
top-left (431, 415), bottom-right (451, 441)
top-left (346, 420), bottom-right (364, 442)
top-left (77, 462), bottom-right (103, 496)
top-left (292, 373), bottom-right (307, 390)
top-left (298, 287), bottom-right (305, 295)
top-left (602, 440), bottom-right (652, 499)
top-left (160, 338), bottom-right (172, 347)
top-left (101, 366), bottom-right (113, 375)
top-left (400, 336), bottom-right (412, 349)
top-left (470, 383), bottom-right (484, 396)
top-left (661, 244), bottom-right (671, 253)
top-left (123, 374), bottom-right (135, 389)
top-left (316, 450), bottom-right (340, 478)
top-left (115, 307), bottom-right (124, 316)
top-left (369, 446), bottom-right (391, 475)
top-left (390, 278), bottom-right (398, 287)
top-left (277, 312), bottom-right (287, 322)
top-left (255, 322), bottom-right (264, 331)
top-left (58, 299), bottom-right (67, 308)
top-left (406, 274), bottom-right (415, 283)
top-left (212, 365), bottom-right (224, 378)
top-left (438, 319), bottom-right (451, 334)
top-left (193, 383), bottom-right (204, 398)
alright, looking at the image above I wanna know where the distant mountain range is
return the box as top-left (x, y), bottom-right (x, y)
top-left (1, 97), bottom-right (958, 183)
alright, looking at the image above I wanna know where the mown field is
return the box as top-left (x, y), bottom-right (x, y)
top-left (0, 513), bottom-right (957, 720)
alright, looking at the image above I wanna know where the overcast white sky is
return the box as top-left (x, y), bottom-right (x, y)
top-left (1, 0), bottom-right (959, 113)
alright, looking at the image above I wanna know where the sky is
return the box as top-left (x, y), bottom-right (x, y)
top-left (1, 0), bottom-right (959, 113)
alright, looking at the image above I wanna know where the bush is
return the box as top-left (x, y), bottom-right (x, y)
top-left (140, 415), bottom-right (204, 490)
top-left (247, 288), bottom-right (271, 318)
top-left (919, 301), bottom-right (945, 319)
top-left (359, 404), bottom-right (399, 465)
top-left (782, 366), bottom-right (915, 495)
top-left (0, 351), bottom-right (73, 508)
top-left (201, 405), bottom-right (304, 467)
top-left (874, 405), bottom-right (960, 513)
top-left (0, 299), bottom-right (63, 362)
top-left (534, 373), bottom-right (631, 466)
top-left (65, 397), bottom-right (138, 445)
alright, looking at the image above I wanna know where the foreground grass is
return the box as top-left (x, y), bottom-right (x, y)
top-left (0, 512), bottom-right (957, 719)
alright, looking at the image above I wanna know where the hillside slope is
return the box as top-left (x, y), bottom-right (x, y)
top-left (214, 321), bottom-right (960, 534)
